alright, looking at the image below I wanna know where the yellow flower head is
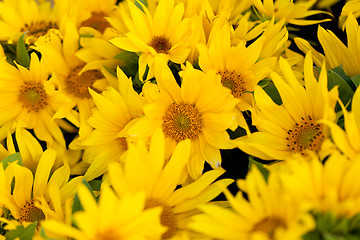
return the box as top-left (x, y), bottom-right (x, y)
top-left (197, 18), bottom-right (277, 133)
top-left (107, 129), bottom-right (233, 239)
top-left (190, 166), bottom-right (315, 240)
top-left (252, 0), bottom-right (331, 26)
top-left (34, 21), bottom-right (116, 141)
top-left (0, 52), bottom-right (70, 146)
top-left (71, 67), bottom-right (145, 181)
top-left (0, 0), bottom-right (67, 44)
top-left (0, 149), bottom-right (82, 229)
top-left (295, 12), bottom-right (360, 77)
top-left (236, 52), bottom-right (338, 160)
top-left (41, 186), bottom-right (166, 239)
top-left (110, 0), bottom-right (192, 80)
top-left (275, 153), bottom-right (360, 218)
top-left (324, 86), bottom-right (360, 160)
top-left (128, 58), bottom-right (239, 179)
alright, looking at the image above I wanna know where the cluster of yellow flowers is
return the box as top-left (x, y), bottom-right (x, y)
top-left (0, 0), bottom-right (359, 239)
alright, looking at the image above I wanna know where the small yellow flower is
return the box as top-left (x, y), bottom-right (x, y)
top-left (128, 58), bottom-right (238, 179)
top-left (0, 149), bottom-right (82, 229)
top-left (190, 166), bottom-right (315, 240)
top-left (0, 52), bottom-right (70, 146)
top-left (41, 186), bottom-right (166, 240)
top-left (236, 52), bottom-right (338, 160)
top-left (110, 0), bottom-right (192, 80)
top-left (107, 129), bottom-right (233, 239)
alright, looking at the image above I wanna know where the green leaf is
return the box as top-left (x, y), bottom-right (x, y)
top-left (135, 0), bottom-right (147, 12)
top-left (72, 178), bottom-right (96, 214)
top-left (327, 68), bottom-right (354, 110)
top-left (351, 74), bottom-right (360, 88)
top-left (114, 51), bottom-right (139, 78)
top-left (88, 179), bottom-right (102, 192)
top-left (16, 32), bottom-right (30, 68)
top-left (1, 153), bottom-right (22, 169)
top-left (302, 230), bottom-right (322, 240)
top-left (248, 156), bottom-right (269, 181)
top-left (5, 222), bottom-right (37, 240)
top-left (258, 79), bottom-right (282, 105)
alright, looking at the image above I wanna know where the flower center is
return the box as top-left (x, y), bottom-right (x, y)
top-left (118, 137), bottom-right (128, 151)
top-left (218, 70), bottom-right (246, 98)
top-left (162, 103), bottom-right (203, 142)
top-left (145, 198), bottom-right (177, 239)
top-left (286, 116), bottom-right (324, 155)
top-left (19, 199), bottom-right (46, 223)
top-left (80, 12), bottom-right (111, 33)
top-left (149, 36), bottom-right (172, 54)
top-left (20, 21), bottom-right (58, 38)
top-left (18, 82), bottom-right (48, 112)
top-left (94, 228), bottom-right (120, 240)
top-left (252, 216), bottom-right (286, 239)
top-left (65, 64), bottom-right (104, 99)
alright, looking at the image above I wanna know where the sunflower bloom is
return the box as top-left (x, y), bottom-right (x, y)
top-left (0, 0), bottom-right (67, 44)
top-left (296, 12), bottom-right (360, 78)
top-left (41, 186), bottom-right (166, 240)
top-left (34, 21), bottom-right (114, 141)
top-left (128, 58), bottom-right (238, 179)
top-left (110, 0), bottom-right (192, 80)
top-left (0, 149), bottom-right (82, 230)
top-left (108, 129), bottom-right (233, 239)
top-left (252, 0), bottom-right (331, 26)
top-left (0, 52), bottom-right (70, 146)
top-left (324, 87), bottom-right (360, 160)
top-left (189, 166), bottom-right (315, 240)
top-left (197, 19), bottom-right (277, 133)
top-left (71, 67), bottom-right (145, 181)
top-left (236, 52), bottom-right (338, 160)
top-left (276, 153), bottom-right (360, 218)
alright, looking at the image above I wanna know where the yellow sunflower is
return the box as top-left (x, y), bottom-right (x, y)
top-left (59, 0), bottom-right (121, 39)
top-left (275, 153), bottom-right (360, 218)
top-left (40, 186), bottom-right (166, 240)
top-left (0, 52), bottom-right (70, 147)
top-left (4, 124), bottom-right (84, 176)
top-left (296, 12), bottom-right (360, 78)
top-left (109, 0), bottom-right (192, 81)
top-left (107, 129), bottom-right (233, 239)
top-left (197, 19), bottom-right (277, 134)
top-left (127, 58), bottom-right (238, 179)
top-left (236, 52), bottom-right (338, 160)
top-left (0, 0), bottom-right (68, 44)
top-left (189, 166), bottom-right (315, 240)
top-left (70, 67), bottom-right (145, 181)
top-left (252, 0), bottom-right (331, 26)
top-left (34, 21), bottom-right (115, 141)
top-left (323, 86), bottom-right (360, 160)
top-left (0, 149), bottom-right (83, 230)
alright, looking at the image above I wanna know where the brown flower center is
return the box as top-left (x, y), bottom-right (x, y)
top-left (118, 137), bottom-right (128, 151)
top-left (218, 70), bottom-right (246, 98)
top-left (19, 199), bottom-right (45, 223)
top-left (80, 12), bottom-right (111, 33)
top-left (162, 103), bottom-right (203, 142)
top-left (20, 21), bottom-right (58, 38)
top-left (145, 198), bottom-right (177, 239)
top-left (18, 81), bottom-right (48, 112)
top-left (286, 116), bottom-right (325, 155)
top-left (252, 216), bottom-right (286, 239)
top-left (149, 36), bottom-right (172, 54)
top-left (65, 64), bottom-right (104, 99)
